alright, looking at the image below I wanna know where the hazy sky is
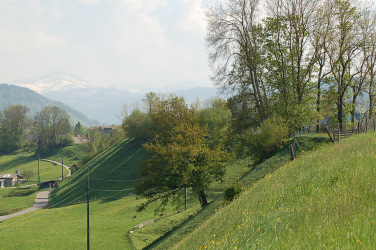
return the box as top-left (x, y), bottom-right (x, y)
top-left (0, 0), bottom-right (216, 90)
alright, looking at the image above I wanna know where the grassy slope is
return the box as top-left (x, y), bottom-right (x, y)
top-left (44, 144), bottom-right (86, 167)
top-left (1, 139), bottom-right (154, 249)
top-left (50, 139), bottom-right (146, 207)
top-left (172, 132), bottom-right (376, 249)
top-left (149, 134), bottom-right (329, 249)
top-left (1, 137), bottom-right (254, 249)
top-left (1, 134), bottom-right (339, 249)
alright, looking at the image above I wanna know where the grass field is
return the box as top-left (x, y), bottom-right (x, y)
top-left (0, 137), bottom-right (257, 249)
top-left (44, 144), bottom-right (86, 167)
top-left (0, 155), bottom-right (69, 184)
top-left (1, 133), bottom-right (347, 249)
top-left (0, 196), bottom-right (165, 249)
top-left (171, 132), bottom-right (376, 249)
top-left (0, 186), bottom-right (39, 213)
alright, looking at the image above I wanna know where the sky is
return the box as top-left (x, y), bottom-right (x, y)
top-left (0, 0), bottom-right (216, 90)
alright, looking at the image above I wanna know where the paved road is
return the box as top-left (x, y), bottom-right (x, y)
top-left (42, 159), bottom-right (71, 178)
top-left (0, 189), bottom-right (53, 222)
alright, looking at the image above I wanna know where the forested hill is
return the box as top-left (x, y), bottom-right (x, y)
top-left (0, 84), bottom-right (97, 126)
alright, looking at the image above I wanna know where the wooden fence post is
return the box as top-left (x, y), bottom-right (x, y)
top-left (338, 123), bottom-right (340, 143)
top-left (289, 144), bottom-right (296, 161)
top-left (358, 122), bottom-right (360, 134)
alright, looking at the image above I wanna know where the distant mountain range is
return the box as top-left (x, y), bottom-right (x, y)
top-left (0, 84), bottom-right (97, 127)
top-left (10, 73), bottom-right (222, 125)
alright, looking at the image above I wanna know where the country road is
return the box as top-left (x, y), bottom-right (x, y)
top-left (0, 189), bottom-right (53, 222)
top-left (42, 159), bottom-right (71, 178)
top-left (0, 159), bottom-right (71, 221)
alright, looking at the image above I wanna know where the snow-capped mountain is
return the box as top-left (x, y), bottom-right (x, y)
top-left (12, 73), bottom-right (88, 94)
top-left (9, 73), bottom-right (220, 125)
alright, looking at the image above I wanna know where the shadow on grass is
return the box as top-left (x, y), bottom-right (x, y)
top-left (0, 157), bottom-right (32, 173)
top-left (144, 201), bottom-right (219, 250)
top-left (50, 139), bottom-right (147, 208)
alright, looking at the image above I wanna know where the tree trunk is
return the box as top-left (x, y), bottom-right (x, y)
top-left (338, 97), bottom-right (344, 130)
top-left (351, 92), bottom-right (357, 128)
top-left (369, 88), bottom-right (374, 120)
top-left (316, 78), bottom-right (321, 133)
top-left (198, 189), bottom-right (208, 207)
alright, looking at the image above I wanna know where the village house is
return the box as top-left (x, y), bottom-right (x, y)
top-left (0, 174), bottom-right (23, 187)
top-left (99, 126), bottom-right (117, 136)
top-left (89, 126), bottom-right (118, 137)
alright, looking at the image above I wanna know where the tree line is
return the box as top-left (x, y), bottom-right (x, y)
top-left (206, 0), bottom-right (376, 133)
top-left (0, 105), bottom-right (72, 154)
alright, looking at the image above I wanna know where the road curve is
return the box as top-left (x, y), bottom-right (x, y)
top-left (0, 189), bottom-right (53, 222)
top-left (41, 159), bottom-right (71, 178)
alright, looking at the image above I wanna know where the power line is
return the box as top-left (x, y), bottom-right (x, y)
top-left (89, 177), bottom-right (140, 182)
top-left (92, 188), bottom-right (134, 192)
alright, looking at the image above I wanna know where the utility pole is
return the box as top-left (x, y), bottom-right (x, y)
top-left (61, 156), bottom-right (64, 180)
top-left (38, 154), bottom-right (40, 189)
top-left (85, 165), bottom-right (92, 250)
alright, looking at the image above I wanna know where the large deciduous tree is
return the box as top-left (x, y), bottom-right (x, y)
top-left (135, 95), bottom-right (230, 210)
top-left (325, 0), bottom-right (360, 129)
top-left (0, 105), bottom-right (32, 153)
top-left (206, 0), bottom-right (269, 127)
top-left (34, 106), bottom-right (71, 151)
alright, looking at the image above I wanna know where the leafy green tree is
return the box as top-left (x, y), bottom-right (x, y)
top-left (206, 0), bottom-right (269, 126)
top-left (34, 106), bottom-right (71, 152)
top-left (122, 109), bottom-right (153, 140)
top-left (199, 98), bottom-right (231, 146)
top-left (135, 95), bottom-right (230, 210)
top-left (0, 105), bottom-right (32, 153)
top-left (325, 0), bottom-right (360, 129)
top-left (21, 169), bottom-right (35, 182)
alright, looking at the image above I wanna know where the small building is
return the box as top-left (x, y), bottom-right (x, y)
top-left (39, 180), bottom-right (58, 189)
top-left (0, 174), bottom-right (24, 187)
top-left (99, 126), bottom-right (117, 136)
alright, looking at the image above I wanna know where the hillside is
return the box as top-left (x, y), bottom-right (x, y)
top-left (0, 84), bottom-right (97, 126)
top-left (49, 139), bottom-right (147, 207)
top-left (3, 132), bottom-right (371, 248)
top-left (168, 132), bottom-right (376, 249)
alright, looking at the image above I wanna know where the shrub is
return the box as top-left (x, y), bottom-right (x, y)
top-left (259, 117), bottom-right (288, 154)
top-left (232, 117), bottom-right (288, 160)
top-left (6, 188), bottom-right (38, 197)
top-left (224, 181), bottom-right (242, 202)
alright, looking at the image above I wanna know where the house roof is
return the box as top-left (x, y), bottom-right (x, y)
top-left (0, 174), bottom-right (23, 179)
top-left (100, 126), bottom-right (117, 130)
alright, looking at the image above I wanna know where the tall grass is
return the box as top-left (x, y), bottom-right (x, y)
top-left (173, 132), bottom-right (376, 249)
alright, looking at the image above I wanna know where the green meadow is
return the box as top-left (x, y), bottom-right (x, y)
top-left (172, 132), bottom-right (376, 249)
top-left (0, 155), bottom-right (68, 184)
top-left (0, 186), bottom-right (39, 212)
top-left (1, 133), bottom-right (374, 249)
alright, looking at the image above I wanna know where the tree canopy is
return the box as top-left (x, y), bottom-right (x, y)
top-left (34, 105), bottom-right (71, 152)
top-left (135, 94), bottom-right (231, 210)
